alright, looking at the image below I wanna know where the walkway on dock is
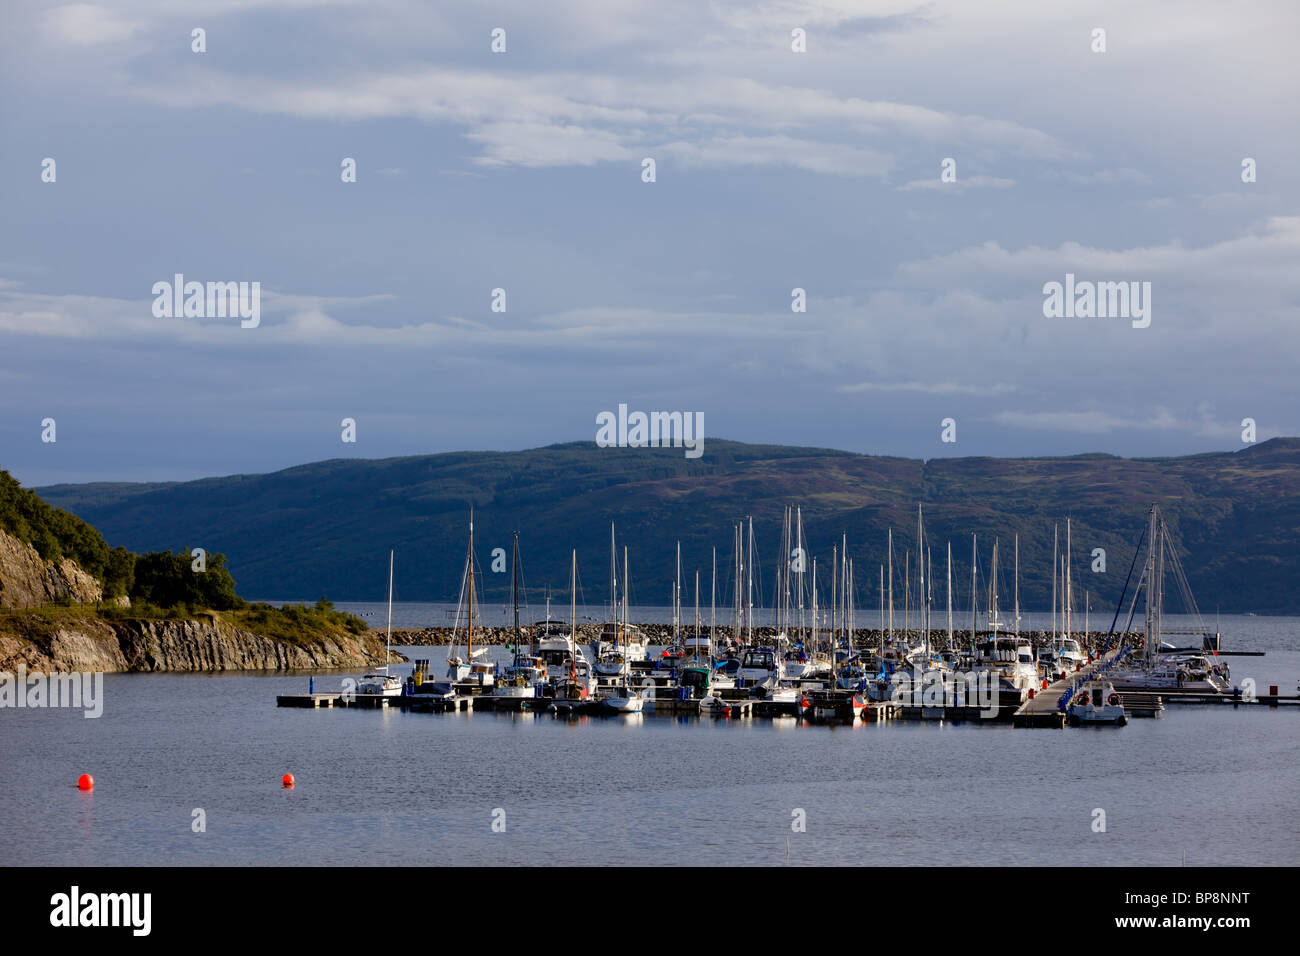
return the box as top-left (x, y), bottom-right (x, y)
top-left (1013, 648), bottom-right (1123, 728)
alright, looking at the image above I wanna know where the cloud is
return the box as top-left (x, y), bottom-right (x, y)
top-left (43, 4), bottom-right (140, 46)
top-left (837, 381), bottom-right (1021, 396)
top-left (897, 175), bottom-right (1015, 191)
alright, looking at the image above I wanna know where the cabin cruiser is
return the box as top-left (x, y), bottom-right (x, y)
top-left (1055, 637), bottom-right (1088, 672)
top-left (601, 681), bottom-right (645, 714)
top-left (971, 635), bottom-right (1039, 701)
top-left (679, 661), bottom-right (714, 699)
top-left (736, 647), bottom-right (785, 695)
top-left (534, 621), bottom-right (592, 681)
top-left (1068, 680), bottom-right (1127, 726)
top-left (682, 633), bottom-right (712, 664)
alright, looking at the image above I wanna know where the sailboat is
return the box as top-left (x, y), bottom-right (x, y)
top-left (357, 549), bottom-right (403, 696)
top-left (1108, 505), bottom-right (1231, 693)
top-left (445, 509), bottom-right (496, 690)
top-left (495, 533), bottom-right (548, 706)
top-left (553, 550), bottom-right (597, 712)
top-left (595, 527), bottom-right (648, 677)
top-left (604, 546), bottom-right (647, 713)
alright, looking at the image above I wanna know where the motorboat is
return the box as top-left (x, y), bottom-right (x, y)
top-left (1067, 680), bottom-right (1127, 726)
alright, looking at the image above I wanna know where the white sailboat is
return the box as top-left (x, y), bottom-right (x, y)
top-left (356, 549), bottom-right (403, 696)
top-left (445, 509), bottom-right (496, 689)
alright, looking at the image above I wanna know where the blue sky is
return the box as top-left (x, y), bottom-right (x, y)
top-left (2, 0), bottom-right (1297, 486)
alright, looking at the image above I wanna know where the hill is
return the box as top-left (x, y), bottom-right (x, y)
top-left (31, 437), bottom-right (1300, 614)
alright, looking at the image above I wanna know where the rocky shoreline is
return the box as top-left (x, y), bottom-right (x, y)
top-left (0, 614), bottom-right (395, 675)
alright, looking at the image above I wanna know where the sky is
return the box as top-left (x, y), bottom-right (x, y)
top-left (2, 0), bottom-right (1297, 486)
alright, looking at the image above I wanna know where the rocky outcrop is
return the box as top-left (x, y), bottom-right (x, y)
top-left (0, 528), bottom-right (103, 609)
top-left (0, 614), bottom-right (396, 675)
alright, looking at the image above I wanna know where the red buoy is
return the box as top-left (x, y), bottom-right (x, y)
top-left (77, 773), bottom-right (94, 791)
top-left (282, 773), bottom-right (295, 788)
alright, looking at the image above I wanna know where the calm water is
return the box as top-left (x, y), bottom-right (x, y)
top-left (1, 613), bottom-right (1296, 866)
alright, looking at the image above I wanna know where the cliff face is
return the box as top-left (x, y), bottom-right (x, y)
top-left (0, 528), bottom-right (103, 609)
top-left (0, 615), bottom-right (391, 675)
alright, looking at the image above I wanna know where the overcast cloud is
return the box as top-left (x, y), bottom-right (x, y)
top-left (1, 0), bottom-right (1297, 484)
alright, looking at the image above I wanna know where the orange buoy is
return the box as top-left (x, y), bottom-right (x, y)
top-left (282, 773), bottom-right (295, 788)
top-left (77, 773), bottom-right (94, 791)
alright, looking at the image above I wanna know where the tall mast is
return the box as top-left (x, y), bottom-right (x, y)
top-left (878, 564), bottom-right (884, 659)
top-left (1052, 524), bottom-right (1059, 641)
top-left (569, 549), bottom-right (577, 681)
top-left (1065, 518), bottom-right (1073, 640)
top-left (609, 523), bottom-right (617, 630)
top-left (946, 541), bottom-right (953, 650)
top-left (990, 538), bottom-right (999, 634)
top-left (711, 546), bottom-right (717, 643)
top-left (733, 523), bottom-right (742, 644)
top-left (511, 533), bottom-right (520, 651)
top-left (841, 533), bottom-right (848, 657)
top-left (674, 541), bottom-right (682, 642)
top-left (694, 570), bottom-right (701, 660)
top-left (811, 558), bottom-right (818, 653)
top-left (385, 548), bottom-right (394, 676)
top-left (1013, 533), bottom-right (1020, 637)
top-left (887, 528), bottom-right (894, 642)
top-left (622, 545), bottom-right (629, 631)
top-left (970, 533), bottom-right (977, 653)
top-left (903, 551), bottom-right (909, 639)
top-left (925, 544), bottom-right (932, 660)
top-left (830, 544), bottom-right (838, 656)
top-left (746, 517), bottom-right (754, 643)
top-left (917, 505), bottom-right (926, 657)
top-left (796, 507), bottom-right (806, 640)
top-left (467, 509), bottom-right (475, 661)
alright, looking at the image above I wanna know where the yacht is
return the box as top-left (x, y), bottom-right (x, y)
top-left (736, 646), bottom-right (785, 695)
top-left (356, 549), bottom-right (402, 696)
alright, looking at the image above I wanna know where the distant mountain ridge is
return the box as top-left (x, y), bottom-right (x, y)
top-left (32, 437), bottom-right (1300, 614)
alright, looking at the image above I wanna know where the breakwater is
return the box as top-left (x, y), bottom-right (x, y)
top-left (377, 623), bottom-right (1141, 652)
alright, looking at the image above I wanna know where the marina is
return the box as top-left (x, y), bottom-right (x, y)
top-left (280, 503), bottom-right (1294, 732)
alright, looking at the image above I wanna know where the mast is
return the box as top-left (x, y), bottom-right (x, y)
top-left (467, 509), bottom-right (475, 661)
top-left (385, 548), bottom-right (394, 676)
top-left (1052, 524), bottom-right (1059, 641)
top-left (511, 533), bottom-right (520, 652)
top-left (917, 505), bottom-right (926, 657)
top-left (1065, 518), bottom-right (1073, 641)
top-left (970, 533), bottom-right (977, 653)
top-left (711, 546), bottom-right (717, 644)
top-left (790, 509), bottom-right (800, 642)
top-left (746, 517), bottom-right (754, 643)
top-left (887, 528), bottom-right (894, 642)
top-left (609, 523), bottom-right (617, 633)
top-left (569, 549), bottom-right (577, 682)
top-left (694, 568), bottom-right (701, 640)
top-left (946, 541), bottom-right (953, 650)
top-left (903, 551), bottom-right (909, 640)
top-left (990, 538), bottom-right (999, 634)
top-left (674, 541), bottom-right (682, 643)
top-left (830, 544), bottom-right (838, 658)
top-left (878, 564), bottom-right (884, 659)
top-left (1014, 533), bottom-right (1020, 637)
top-left (811, 558), bottom-right (818, 654)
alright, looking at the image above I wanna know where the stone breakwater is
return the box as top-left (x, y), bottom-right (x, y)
top-left (379, 624), bottom-right (1140, 652)
top-left (0, 615), bottom-right (396, 675)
